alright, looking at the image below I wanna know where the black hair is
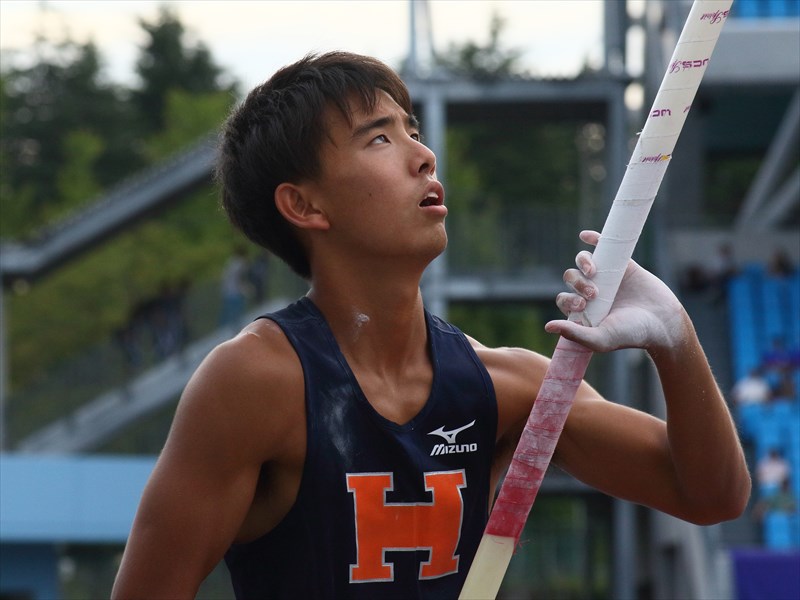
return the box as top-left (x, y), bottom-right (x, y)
top-left (216, 51), bottom-right (413, 279)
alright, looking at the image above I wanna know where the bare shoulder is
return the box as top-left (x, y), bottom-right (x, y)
top-left (111, 318), bottom-right (306, 597)
top-left (466, 335), bottom-right (549, 380)
top-left (168, 317), bottom-right (304, 461)
top-left (465, 335), bottom-right (550, 439)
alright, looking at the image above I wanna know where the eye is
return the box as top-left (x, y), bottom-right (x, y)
top-left (370, 134), bottom-right (389, 145)
top-left (410, 131), bottom-right (422, 142)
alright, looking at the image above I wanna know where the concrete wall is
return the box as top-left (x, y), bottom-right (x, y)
top-left (0, 454), bottom-right (155, 543)
top-left (0, 454), bottom-right (156, 600)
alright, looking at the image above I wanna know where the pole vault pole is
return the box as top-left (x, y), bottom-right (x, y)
top-left (460, 1), bottom-right (734, 597)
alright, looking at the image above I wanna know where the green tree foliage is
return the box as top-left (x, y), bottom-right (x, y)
top-left (705, 153), bottom-right (762, 225)
top-left (436, 12), bottom-right (581, 214)
top-left (448, 302), bottom-right (558, 357)
top-left (56, 130), bottom-right (104, 208)
top-left (133, 6), bottom-right (235, 133)
top-left (8, 189), bottom-right (235, 388)
top-left (3, 8), bottom-right (241, 395)
top-left (448, 119), bottom-right (580, 211)
top-left (0, 40), bottom-right (141, 237)
top-left (144, 88), bottom-right (233, 162)
top-left (3, 6), bottom-right (585, 442)
top-left (436, 13), bottom-right (525, 81)
top-left (437, 15), bottom-right (584, 350)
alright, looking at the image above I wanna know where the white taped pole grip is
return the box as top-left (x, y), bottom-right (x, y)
top-left (459, 3), bottom-right (735, 599)
top-left (583, 0), bottom-right (733, 327)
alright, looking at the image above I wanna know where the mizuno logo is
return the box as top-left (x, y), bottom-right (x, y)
top-left (428, 420), bottom-right (476, 444)
top-left (430, 443), bottom-right (478, 456)
top-left (428, 420), bottom-right (478, 457)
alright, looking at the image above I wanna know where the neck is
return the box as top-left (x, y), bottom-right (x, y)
top-left (306, 266), bottom-right (429, 375)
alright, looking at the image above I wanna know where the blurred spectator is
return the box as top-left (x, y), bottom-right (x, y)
top-left (115, 312), bottom-right (144, 372)
top-left (767, 248), bottom-right (795, 278)
top-left (116, 281), bottom-right (191, 370)
top-left (680, 264), bottom-right (709, 294)
top-left (733, 367), bottom-right (772, 407)
top-left (708, 242), bottom-right (738, 286)
top-left (152, 281), bottom-right (190, 359)
top-left (762, 337), bottom-right (800, 387)
top-left (248, 251), bottom-right (271, 304)
top-left (705, 243), bottom-right (737, 304)
top-left (732, 367), bottom-right (773, 441)
top-left (220, 246), bottom-right (251, 327)
top-left (774, 370), bottom-right (798, 401)
top-left (754, 476), bottom-right (798, 520)
top-left (680, 242), bottom-right (737, 303)
top-left (757, 448), bottom-right (792, 496)
top-left (115, 296), bottom-right (157, 371)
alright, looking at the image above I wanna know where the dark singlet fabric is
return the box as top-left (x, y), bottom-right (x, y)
top-left (224, 296), bottom-right (497, 599)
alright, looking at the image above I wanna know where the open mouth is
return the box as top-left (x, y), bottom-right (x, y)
top-left (419, 192), bottom-right (440, 207)
top-left (419, 183), bottom-right (444, 207)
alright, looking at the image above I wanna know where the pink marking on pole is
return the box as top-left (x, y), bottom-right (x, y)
top-left (485, 336), bottom-right (593, 542)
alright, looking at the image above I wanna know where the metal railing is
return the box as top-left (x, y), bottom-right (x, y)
top-left (7, 263), bottom-right (308, 451)
top-left (0, 134), bottom-right (217, 283)
top-left (6, 204), bottom-right (583, 451)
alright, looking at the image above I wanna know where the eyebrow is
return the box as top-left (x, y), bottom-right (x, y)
top-left (351, 113), bottom-right (421, 141)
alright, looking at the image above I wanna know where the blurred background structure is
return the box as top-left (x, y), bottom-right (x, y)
top-left (1, 0), bottom-right (798, 598)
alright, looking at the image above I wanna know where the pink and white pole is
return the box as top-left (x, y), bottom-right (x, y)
top-left (460, 2), bottom-right (734, 597)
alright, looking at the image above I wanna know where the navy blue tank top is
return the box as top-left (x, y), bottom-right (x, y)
top-left (224, 297), bottom-right (497, 599)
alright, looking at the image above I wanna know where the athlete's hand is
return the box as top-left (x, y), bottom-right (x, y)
top-left (545, 230), bottom-right (689, 354)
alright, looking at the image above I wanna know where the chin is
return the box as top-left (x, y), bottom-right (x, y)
top-left (429, 229), bottom-right (448, 258)
top-left (401, 228), bottom-right (448, 270)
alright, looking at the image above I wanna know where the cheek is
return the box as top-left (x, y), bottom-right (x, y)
top-left (325, 157), bottom-right (403, 221)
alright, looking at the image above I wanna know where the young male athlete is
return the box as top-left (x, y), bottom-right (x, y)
top-left (112, 52), bottom-right (750, 599)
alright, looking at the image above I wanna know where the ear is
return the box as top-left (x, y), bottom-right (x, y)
top-left (274, 183), bottom-right (330, 231)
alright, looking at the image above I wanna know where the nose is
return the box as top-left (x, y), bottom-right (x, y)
top-left (414, 140), bottom-right (437, 176)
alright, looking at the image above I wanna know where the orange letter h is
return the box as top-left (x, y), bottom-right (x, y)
top-left (346, 470), bottom-right (466, 582)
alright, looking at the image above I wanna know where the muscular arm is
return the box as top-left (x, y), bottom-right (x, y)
top-left (483, 336), bottom-right (748, 526)
top-left (648, 317), bottom-right (751, 522)
top-left (544, 232), bottom-right (750, 524)
top-left (555, 314), bottom-right (750, 524)
top-left (112, 324), bottom-right (301, 599)
top-left (481, 231), bottom-right (750, 525)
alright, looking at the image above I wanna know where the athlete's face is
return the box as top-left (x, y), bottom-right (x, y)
top-left (307, 91), bottom-right (448, 271)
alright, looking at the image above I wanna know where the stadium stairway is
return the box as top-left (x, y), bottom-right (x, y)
top-left (16, 298), bottom-right (290, 454)
top-left (0, 131), bottom-right (287, 454)
top-left (0, 134), bottom-right (216, 284)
